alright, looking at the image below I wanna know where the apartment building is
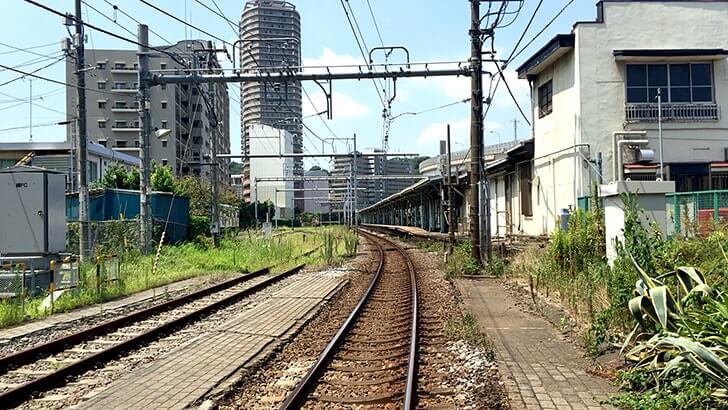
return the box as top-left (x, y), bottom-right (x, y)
top-left (65, 40), bottom-right (231, 187)
top-left (330, 150), bottom-right (418, 209)
top-left (247, 124), bottom-right (295, 219)
top-left (514, 0), bottom-right (728, 235)
top-left (239, 0), bottom-right (303, 207)
top-left (303, 168), bottom-right (331, 214)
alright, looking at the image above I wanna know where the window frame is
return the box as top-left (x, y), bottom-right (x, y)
top-left (625, 62), bottom-right (714, 104)
top-left (538, 80), bottom-right (553, 118)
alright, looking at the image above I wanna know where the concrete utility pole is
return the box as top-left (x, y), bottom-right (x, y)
top-left (74, 0), bottom-right (91, 262)
top-left (137, 24), bottom-right (152, 254)
top-left (447, 124), bottom-right (455, 253)
top-left (352, 133), bottom-right (358, 228)
top-left (209, 84), bottom-right (221, 248)
top-left (512, 118), bottom-right (519, 141)
top-left (469, 0), bottom-right (485, 263)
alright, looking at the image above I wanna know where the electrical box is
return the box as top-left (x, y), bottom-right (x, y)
top-left (0, 166), bottom-right (67, 256)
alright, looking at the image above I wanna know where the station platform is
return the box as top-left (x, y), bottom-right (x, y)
top-left (77, 270), bottom-right (347, 410)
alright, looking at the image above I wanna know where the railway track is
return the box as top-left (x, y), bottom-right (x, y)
top-left (0, 264), bottom-right (305, 409)
top-left (280, 229), bottom-right (419, 409)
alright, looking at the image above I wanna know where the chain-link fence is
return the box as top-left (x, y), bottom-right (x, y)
top-left (667, 190), bottom-right (728, 236)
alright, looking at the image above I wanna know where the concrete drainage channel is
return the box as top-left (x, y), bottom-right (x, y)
top-left (0, 265), bottom-right (304, 409)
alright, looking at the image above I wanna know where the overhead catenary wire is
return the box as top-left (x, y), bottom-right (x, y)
top-left (0, 62), bottom-right (120, 98)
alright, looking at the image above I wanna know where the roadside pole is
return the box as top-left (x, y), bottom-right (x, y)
top-left (137, 24), bottom-right (152, 254)
top-left (74, 0), bottom-right (90, 261)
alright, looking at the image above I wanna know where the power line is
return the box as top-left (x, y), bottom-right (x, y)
top-left (365, 0), bottom-right (384, 47)
top-left (0, 61), bottom-right (119, 98)
top-left (138, 0), bottom-right (231, 47)
top-left (339, 0), bottom-right (386, 109)
top-left (495, 63), bottom-right (530, 126)
top-left (101, 0), bottom-right (174, 45)
top-left (24, 0), bottom-right (188, 67)
top-left (193, 0), bottom-right (237, 36)
top-left (0, 120), bottom-right (64, 132)
top-left (508, 0), bottom-right (575, 65)
top-left (0, 41), bottom-right (58, 56)
top-left (82, 0), bottom-right (137, 38)
top-left (0, 55), bottom-right (66, 88)
top-left (0, 90), bottom-right (68, 116)
top-left (505, 0), bottom-right (543, 64)
top-left (390, 98), bottom-right (471, 121)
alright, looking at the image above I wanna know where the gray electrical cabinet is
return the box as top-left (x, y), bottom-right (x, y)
top-left (0, 166), bottom-right (67, 256)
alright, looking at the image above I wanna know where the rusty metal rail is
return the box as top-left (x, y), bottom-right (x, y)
top-left (0, 264), bottom-right (305, 409)
top-left (279, 229), bottom-right (419, 409)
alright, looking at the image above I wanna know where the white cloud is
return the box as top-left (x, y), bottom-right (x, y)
top-left (303, 48), bottom-right (363, 73)
top-left (415, 117), bottom-right (470, 151)
top-left (303, 89), bottom-right (368, 119)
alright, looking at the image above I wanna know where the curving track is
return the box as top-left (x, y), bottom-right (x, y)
top-left (280, 229), bottom-right (419, 409)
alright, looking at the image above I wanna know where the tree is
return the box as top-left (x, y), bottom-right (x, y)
top-left (100, 164), bottom-right (130, 189)
top-left (150, 162), bottom-right (176, 193)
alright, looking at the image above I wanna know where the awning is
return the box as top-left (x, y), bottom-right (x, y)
top-left (613, 49), bottom-right (728, 62)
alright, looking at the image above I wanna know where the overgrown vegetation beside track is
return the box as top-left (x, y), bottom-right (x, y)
top-left (0, 227), bottom-right (353, 329)
top-left (503, 191), bottom-right (728, 409)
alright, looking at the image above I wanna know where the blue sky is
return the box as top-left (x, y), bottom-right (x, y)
top-left (1, 0), bottom-right (597, 168)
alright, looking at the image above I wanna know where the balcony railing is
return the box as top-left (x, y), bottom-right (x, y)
top-left (625, 103), bottom-right (719, 123)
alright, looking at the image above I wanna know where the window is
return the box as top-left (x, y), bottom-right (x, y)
top-left (161, 101), bottom-right (168, 109)
top-left (114, 82), bottom-right (125, 89)
top-left (96, 62), bottom-right (106, 70)
top-left (519, 162), bottom-right (533, 217)
top-left (160, 63), bottom-right (167, 70)
top-left (97, 82), bottom-right (106, 90)
top-left (161, 120), bottom-right (168, 128)
top-left (114, 101), bottom-right (126, 109)
top-left (162, 159), bottom-right (168, 166)
top-left (98, 120), bottom-right (106, 128)
top-left (114, 63), bottom-right (126, 69)
top-left (161, 140), bottom-right (168, 148)
top-left (98, 139), bottom-right (107, 147)
top-left (538, 80), bottom-right (553, 118)
top-left (98, 101), bottom-right (106, 109)
top-left (626, 63), bottom-right (713, 103)
top-left (116, 140), bottom-right (127, 148)
top-left (161, 84), bottom-right (166, 90)
top-left (114, 120), bottom-right (126, 128)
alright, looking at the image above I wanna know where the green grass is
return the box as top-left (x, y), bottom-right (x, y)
top-left (0, 226), bottom-right (353, 329)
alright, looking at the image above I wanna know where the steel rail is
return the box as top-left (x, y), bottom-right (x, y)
top-left (0, 264), bottom-right (306, 409)
top-left (279, 229), bottom-right (419, 409)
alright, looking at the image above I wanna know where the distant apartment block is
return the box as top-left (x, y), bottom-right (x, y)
top-left (247, 124), bottom-right (294, 219)
top-left (330, 150), bottom-right (418, 209)
top-left (239, 0), bottom-right (303, 207)
top-left (303, 168), bottom-right (330, 214)
top-left (65, 40), bottom-right (231, 187)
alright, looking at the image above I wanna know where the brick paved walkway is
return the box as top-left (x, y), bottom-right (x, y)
top-left (456, 278), bottom-right (616, 410)
top-left (78, 272), bottom-right (345, 410)
top-left (0, 275), bottom-right (213, 342)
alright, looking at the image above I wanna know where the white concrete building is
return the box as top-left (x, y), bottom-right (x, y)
top-left (247, 124), bottom-right (294, 219)
top-left (515, 0), bottom-right (728, 235)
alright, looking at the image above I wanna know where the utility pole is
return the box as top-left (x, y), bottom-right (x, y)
top-left (352, 133), bottom-right (358, 228)
top-left (469, 0), bottom-right (485, 264)
top-left (29, 79), bottom-right (33, 142)
top-left (75, 0), bottom-right (91, 262)
top-left (447, 124), bottom-right (455, 254)
top-left (208, 84), bottom-right (220, 248)
top-left (512, 118), bottom-right (519, 141)
top-left (137, 24), bottom-right (152, 254)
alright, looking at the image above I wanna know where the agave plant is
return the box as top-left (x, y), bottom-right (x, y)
top-left (621, 254), bottom-right (728, 400)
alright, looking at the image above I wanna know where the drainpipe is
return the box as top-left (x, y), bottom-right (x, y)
top-left (612, 131), bottom-right (648, 181)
